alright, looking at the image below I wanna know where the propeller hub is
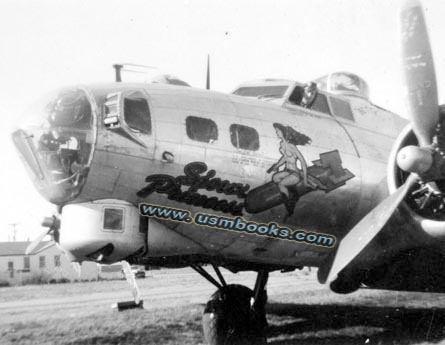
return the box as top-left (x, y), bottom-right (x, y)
top-left (396, 145), bottom-right (433, 174)
top-left (41, 216), bottom-right (55, 228)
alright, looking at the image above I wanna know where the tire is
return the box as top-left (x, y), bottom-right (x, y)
top-left (202, 284), bottom-right (267, 345)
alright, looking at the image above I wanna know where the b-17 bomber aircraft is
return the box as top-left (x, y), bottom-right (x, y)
top-left (11, 1), bottom-right (445, 344)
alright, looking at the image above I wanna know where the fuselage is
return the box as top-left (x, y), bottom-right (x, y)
top-left (13, 82), bottom-right (407, 268)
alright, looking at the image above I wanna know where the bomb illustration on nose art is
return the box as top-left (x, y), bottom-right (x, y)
top-left (245, 123), bottom-right (355, 216)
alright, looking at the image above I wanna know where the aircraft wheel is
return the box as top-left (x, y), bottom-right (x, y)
top-left (202, 284), bottom-right (267, 345)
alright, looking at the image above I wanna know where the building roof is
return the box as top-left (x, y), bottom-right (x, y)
top-left (0, 241), bottom-right (55, 256)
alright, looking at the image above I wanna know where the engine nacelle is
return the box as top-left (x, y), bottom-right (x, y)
top-left (60, 199), bottom-right (146, 263)
top-left (388, 124), bottom-right (445, 240)
top-left (59, 199), bottom-right (204, 264)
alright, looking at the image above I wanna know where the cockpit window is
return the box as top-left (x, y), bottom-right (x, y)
top-left (288, 86), bottom-right (331, 115)
top-left (311, 93), bottom-right (331, 115)
top-left (288, 86), bottom-right (304, 105)
top-left (124, 91), bottom-right (151, 134)
top-left (12, 88), bottom-right (95, 204)
top-left (313, 72), bottom-right (370, 100)
top-left (233, 86), bottom-right (289, 99)
top-left (330, 97), bottom-right (354, 121)
top-left (329, 72), bottom-right (369, 99)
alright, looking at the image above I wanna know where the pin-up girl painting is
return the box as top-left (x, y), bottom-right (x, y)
top-left (245, 123), bottom-right (352, 216)
top-left (267, 123), bottom-right (310, 215)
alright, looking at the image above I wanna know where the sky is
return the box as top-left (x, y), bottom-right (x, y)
top-left (0, 0), bottom-right (444, 241)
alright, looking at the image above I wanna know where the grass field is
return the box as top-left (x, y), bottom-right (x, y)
top-left (1, 268), bottom-right (445, 345)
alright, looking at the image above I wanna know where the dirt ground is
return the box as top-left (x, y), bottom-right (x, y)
top-left (1, 268), bottom-right (445, 345)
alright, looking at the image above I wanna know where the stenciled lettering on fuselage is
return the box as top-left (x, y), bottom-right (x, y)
top-left (136, 162), bottom-right (249, 216)
top-left (137, 123), bottom-right (355, 217)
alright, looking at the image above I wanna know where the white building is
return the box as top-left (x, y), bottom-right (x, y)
top-left (0, 241), bottom-right (99, 285)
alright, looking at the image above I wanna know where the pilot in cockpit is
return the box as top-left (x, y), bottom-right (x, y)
top-left (300, 82), bottom-right (318, 108)
top-left (288, 81), bottom-right (318, 109)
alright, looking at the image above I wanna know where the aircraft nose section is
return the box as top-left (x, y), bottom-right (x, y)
top-left (11, 87), bottom-right (96, 205)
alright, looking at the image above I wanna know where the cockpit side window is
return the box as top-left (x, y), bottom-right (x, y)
top-left (123, 91), bottom-right (152, 134)
top-left (329, 97), bottom-right (354, 121)
top-left (288, 86), bottom-right (304, 105)
top-left (310, 94), bottom-right (331, 115)
top-left (233, 85), bottom-right (289, 99)
top-left (288, 86), bottom-right (331, 115)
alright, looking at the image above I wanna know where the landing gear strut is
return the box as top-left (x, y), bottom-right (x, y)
top-left (111, 261), bottom-right (143, 311)
top-left (192, 264), bottom-right (269, 345)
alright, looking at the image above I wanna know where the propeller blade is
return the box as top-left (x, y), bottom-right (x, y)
top-left (41, 215), bottom-right (61, 243)
top-left (206, 55), bottom-right (210, 90)
top-left (400, 0), bottom-right (438, 146)
top-left (327, 174), bottom-right (417, 282)
top-left (52, 226), bottom-right (60, 243)
top-left (25, 228), bottom-right (50, 255)
top-left (25, 215), bottom-right (60, 255)
top-left (37, 241), bottom-right (57, 253)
